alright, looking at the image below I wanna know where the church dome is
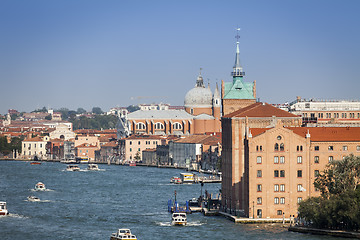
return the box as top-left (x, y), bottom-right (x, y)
top-left (184, 74), bottom-right (213, 108)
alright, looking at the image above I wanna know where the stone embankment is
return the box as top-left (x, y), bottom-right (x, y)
top-left (288, 226), bottom-right (360, 238)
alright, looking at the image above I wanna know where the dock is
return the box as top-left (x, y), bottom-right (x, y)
top-left (220, 211), bottom-right (290, 224)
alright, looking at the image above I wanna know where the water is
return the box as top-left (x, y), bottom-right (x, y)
top-left (0, 161), bottom-right (343, 240)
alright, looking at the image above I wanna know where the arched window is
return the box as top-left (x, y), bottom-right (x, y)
top-left (155, 122), bottom-right (164, 130)
top-left (274, 143), bottom-right (279, 151)
top-left (136, 122), bottom-right (146, 130)
top-left (173, 122), bottom-right (182, 130)
top-left (280, 143), bottom-right (284, 151)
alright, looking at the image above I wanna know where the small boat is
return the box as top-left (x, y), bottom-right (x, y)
top-left (110, 229), bottom-right (137, 240)
top-left (66, 165), bottom-right (80, 171)
top-left (35, 182), bottom-right (46, 191)
top-left (30, 162), bottom-right (41, 165)
top-left (0, 202), bottom-right (9, 215)
top-left (87, 164), bottom-right (99, 171)
top-left (27, 196), bottom-right (40, 202)
top-left (170, 176), bottom-right (182, 184)
top-left (172, 212), bottom-right (187, 226)
top-left (129, 161), bottom-right (136, 167)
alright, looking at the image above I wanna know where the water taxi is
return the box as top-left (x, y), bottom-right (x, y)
top-left (27, 196), bottom-right (40, 202)
top-left (35, 182), bottom-right (46, 191)
top-left (0, 202), bottom-right (9, 215)
top-left (110, 229), bottom-right (137, 240)
top-left (171, 212), bottom-right (187, 226)
top-left (66, 165), bottom-right (80, 171)
top-left (180, 173), bottom-right (195, 184)
top-left (87, 164), bottom-right (99, 171)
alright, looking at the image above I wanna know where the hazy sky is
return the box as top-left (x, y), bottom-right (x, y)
top-left (1, 0), bottom-right (359, 114)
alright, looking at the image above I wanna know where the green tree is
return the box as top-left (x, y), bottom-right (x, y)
top-left (298, 154), bottom-right (360, 230)
top-left (127, 105), bottom-right (140, 112)
top-left (77, 108), bottom-right (86, 114)
top-left (92, 107), bottom-right (103, 115)
top-left (134, 151), bottom-right (141, 161)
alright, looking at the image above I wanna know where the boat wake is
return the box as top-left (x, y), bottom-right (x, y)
top-left (30, 189), bottom-right (54, 192)
top-left (25, 199), bottom-right (52, 203)
top-left (156, 221), bottom-right (205, 227)
top-left (1, 213), bottom-right (29, 219)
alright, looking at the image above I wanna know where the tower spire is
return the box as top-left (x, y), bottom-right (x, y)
top-left (232, 28), bottom-right (245, 78)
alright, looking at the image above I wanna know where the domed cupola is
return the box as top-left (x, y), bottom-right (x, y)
top-left (184, 71), bottom-right (213, 109)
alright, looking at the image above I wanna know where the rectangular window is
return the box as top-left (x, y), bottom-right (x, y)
top-left (138, 141), bottom-right (141, 145)
top-left (34, 144), bottom-right (36, 148)
top-left (297, 170), bottom-right (302, 178)
top-left (257, 170), bottom-right (262, 178)
top-left (328, 146), bottom-right (333, 151)
top-left (274, 197), bottom-right (279, 204)
top-left (297, 156), bottom-right (302, 164)
top-left (343, 145), bottom-right (348, 151)
top-left (130, 148), bottom-right (132, 152)
top-left (314, 146), bottom-right (319, 151)
top-left (297, 197), bottom-right (302, 203)
top-left (129, 141), bottom-right (132, 145)
top-left (280, 156), bottom-right (285, 164)
top-left (277, 210), bottom-right (283, 215)
top-left (257, 156), bottom-right (262, 164)
top-left (280, 184), bottom-right (285, 192)
top-left (40, 144), bottom-right (42, 148)
top-left (329, 156), bottom-right (333, 162)
top-left (280, 170), bottom-right (285, 178)
top-left (314, 170), bottom-right (319, 177)
top-left (274, 156), bottom-right (279, 164)
top-left (274, 184), bottom-right (279, 192)
top-left (314, 156), bottom-right (319, 163)
top-left (257, 197), bottom-right (262, 205)
top-left (257, 184), bottom-right (262, 192)
top-left (274, 170), bottom-right (279, 178)
top-left (297, 184), bottom-right (303, 192)
top-left (280, 197), bottom-right (285, 204)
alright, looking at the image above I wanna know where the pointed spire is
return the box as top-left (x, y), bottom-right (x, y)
top-left (231, 28), bottom-right (245, 78)
top-left (196, 67), bottom-right (205, 88)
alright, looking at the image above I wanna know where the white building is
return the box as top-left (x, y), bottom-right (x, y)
top-left (21, 136), bottom-right (49, 160)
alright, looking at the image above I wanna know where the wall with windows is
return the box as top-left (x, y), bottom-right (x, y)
top-left (247, 125), bottom-right (360, 219)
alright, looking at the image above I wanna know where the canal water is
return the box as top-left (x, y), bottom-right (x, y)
top-left (0, 161), bottom-right (343, 240)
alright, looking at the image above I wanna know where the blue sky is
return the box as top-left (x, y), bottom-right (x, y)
top-left (1, 0), bottom-right (359, 114)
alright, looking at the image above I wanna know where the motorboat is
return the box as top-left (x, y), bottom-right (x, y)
top-left (170, 176), bottom-right (182, 184)
top-left (0, 202), bottom-right (8, 215)
top-left (110, 229), bottom-right (137, 240)
top-left (66, 165), bottom-right (80, 171)
top-left (172, 212), bottom-right (187, 226)
top-left (27, 196), bottom-right (40, 202)
top-left (30, 162), bottom-right (41, 165)
top-left (35, 182), bottom-right (46, 191)
top-left (87, 164), bottom-right (99, 171)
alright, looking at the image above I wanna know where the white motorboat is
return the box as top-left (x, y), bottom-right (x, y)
top-left (66, 165), bottom-right (80, 171)
top-left (27, 196), bottom-right (40, 202)
top-left (87, 164), bottom-right (99, 171)
top-left (110, 229), bottom-right (137, 240)
top-left (0, 202), bottom-right (8, 215)
top-left (35, 182), bottom-right (46, 191)
top-left (172, 212), bottom-right (187, 226)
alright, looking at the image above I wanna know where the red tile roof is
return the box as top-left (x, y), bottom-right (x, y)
top-left (223, 102), bottom-right (299, 118)
top-left (250, 126), bottom-right (360, 142)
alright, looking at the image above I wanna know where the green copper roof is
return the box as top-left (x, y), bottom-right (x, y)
top-left (223, 77), bottom-right (255, 99)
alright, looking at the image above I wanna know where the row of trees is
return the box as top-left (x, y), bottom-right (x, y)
top-left (0, 136), bottom-right (23, 156)
top-left (72, 115), bottom-right (119, 130)
top-left (298, 154), bottom-right (360, 231)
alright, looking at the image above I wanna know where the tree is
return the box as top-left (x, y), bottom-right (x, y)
top-left (92, 107), bottom-right (103, 115)
top-left (127, 105), bottom-right (140, 113)
top-left (77, 108), bottom-right (86, 114)
top-left (134, 151), bottom-right (141, 162)
top-left (298, 154), bottom-right (360, 230)
top-left (45, 115), bottom-right (52, 120)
